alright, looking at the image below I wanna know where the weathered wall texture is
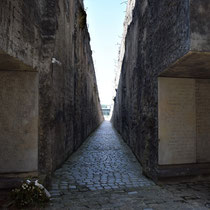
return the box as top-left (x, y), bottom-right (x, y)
top-left (0, 0), bottom-right (103, 177)
top-left (112, 0), bottom-right (210, 181)
top-left (114, 0), bottom-right (136, 90)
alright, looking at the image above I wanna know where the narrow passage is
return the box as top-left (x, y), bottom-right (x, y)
top-left (49, 121), bottom-right (153, 193)
top-left (47, 122), bottom-right (210, 209)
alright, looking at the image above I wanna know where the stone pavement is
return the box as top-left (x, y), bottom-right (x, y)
top-left (49, 121), bottom-right (154, 193)
top-left (46, 121), bottom-right (210, 210)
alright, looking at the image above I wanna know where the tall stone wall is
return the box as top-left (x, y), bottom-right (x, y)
top-left (0, 0), bottom-right (103, 177)
top-left (112, 0), bottom-right (210, 181)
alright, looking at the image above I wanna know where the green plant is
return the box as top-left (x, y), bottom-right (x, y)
top-left (10, 179), bottom-right (50, 208)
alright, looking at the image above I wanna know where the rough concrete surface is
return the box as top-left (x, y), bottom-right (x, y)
top-left (112, 0), bottom-right (210, 180)
top-left (0, 0), bottom-right (103, 178)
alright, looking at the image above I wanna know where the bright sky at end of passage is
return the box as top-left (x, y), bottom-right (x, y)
top-left (84, 0), bottom-right (127, 105)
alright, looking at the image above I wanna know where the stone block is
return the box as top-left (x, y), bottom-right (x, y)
top-left (158, 77), bottom-right (196, 165)
top-left (158, 77), bottom-right (210, 165)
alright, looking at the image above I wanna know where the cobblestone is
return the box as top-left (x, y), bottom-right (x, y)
top-left (46, 183), bottom-right (210, 210)
top-left (49, 121), bottom-right (154, 193)
top-left (45, 121), bottom-right (210, 209)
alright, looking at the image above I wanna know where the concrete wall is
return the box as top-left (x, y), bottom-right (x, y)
top-left (0, 0), bottom-right (103, 176)
top-left (0, 71), bottom-right (38, 173)
top-left (112, 0), bottom-right (210, 181)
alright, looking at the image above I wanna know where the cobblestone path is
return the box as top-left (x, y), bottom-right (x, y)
top-left (49, 121), bottom-right (154, 193)
top-left (47, 121), bottom-right (210, 210)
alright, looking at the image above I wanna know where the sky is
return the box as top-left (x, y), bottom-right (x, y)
top-left (84, 0), bottom-right (127, 105)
